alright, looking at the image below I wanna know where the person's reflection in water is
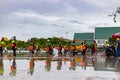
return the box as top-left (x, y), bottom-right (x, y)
top-left (69, 59), bottom-right (76, 71)
top-left (0, 58), bottom-right (4, 76)
top-left (45, 60), bottom-right (51, 71)
top-left (92, 56), bottom-right (97, 70)
top-left (9, 59), bottom-right (16, 76)
top-left (105, 56), bottom-right (116, 68)
top-left (57, 60), bottom-right (62, 70)
top-left (28, 58), bottom-right (35, 75)
top-left (115, 59), bottom-right (120, 74)
top-left (81, 56), bottom-right (87, 70)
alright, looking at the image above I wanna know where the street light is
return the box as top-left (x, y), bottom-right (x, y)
top-left (65, 32), bottom-right (68, 39)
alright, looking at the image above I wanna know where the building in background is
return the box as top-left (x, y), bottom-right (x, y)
top-left (74, 33), bottom-right (94, 45)
top-left (94, 27), bottom-right (120, 47)
top-left (73, 27), bottom-right (120, 47)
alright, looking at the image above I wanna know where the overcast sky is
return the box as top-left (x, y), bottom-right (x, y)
top-left (0, 0), bottom-right (120, 41)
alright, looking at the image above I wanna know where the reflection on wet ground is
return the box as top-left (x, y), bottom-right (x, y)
top-left (0, 55), bottom-right (120, 80)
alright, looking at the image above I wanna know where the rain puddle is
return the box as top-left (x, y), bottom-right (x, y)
top-left (0, 56), bottom-right (120, 80)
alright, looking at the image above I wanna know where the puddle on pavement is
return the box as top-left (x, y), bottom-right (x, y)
top-left (0, 56), bottom-right (120, 80)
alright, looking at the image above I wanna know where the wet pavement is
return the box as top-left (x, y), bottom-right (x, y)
top-left (0, 55), bottom-right (120, 80)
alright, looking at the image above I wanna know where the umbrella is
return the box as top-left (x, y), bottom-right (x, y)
top-left (112, 32), bottom-right (120, 39)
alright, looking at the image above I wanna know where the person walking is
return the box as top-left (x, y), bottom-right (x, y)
top-left (70, 44), bottom-right (76, 56)
top-left (45, 45), bottom-right (53, 56)
top-left (35, 45), bottom-right (40, 56)
top-left (63, 45), bottom-right (68, 57)
top-left (29, 44), bottom-right (35, 57)
top-left (81, 42), bottom-right (87, 56)
top-left (91, 41), bottom-right (97, 56)
top-left (0, 37), bottom-right (5, 57)
top-left (11, 36), bottom-right (17, 57)
top-left (57, 44), bottom-right (62, 56)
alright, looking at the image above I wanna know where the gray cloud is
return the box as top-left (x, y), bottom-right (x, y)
top-left (52, 24), bottom-right (59, 27)
top-left (0, 0), bottom-right (120, 40)
top-left (17, 26), bottom-right (25, 29)
top-left (69, 20), bottom-right (85, 25)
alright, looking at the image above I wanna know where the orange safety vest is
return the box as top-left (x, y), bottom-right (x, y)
top-left (94, 46), bottom-right (97, 50)
top-left (11, 43), bottom-right (16, 47)
top-left (29, 45), bottom-right (34, 51)
top-left (57, 46), bottom-right (62, 51)
top-left (82, 45), bottom-right (86, 50)
top-left (64, 46), bottom-right (67, 50)
top-left (45, 47), bottom-right (49, 52)
top-left (70, 45), bottom-right (75, 51)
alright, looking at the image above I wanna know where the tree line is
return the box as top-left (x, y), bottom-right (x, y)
top-left (0, 37), bottom-right (72, 50)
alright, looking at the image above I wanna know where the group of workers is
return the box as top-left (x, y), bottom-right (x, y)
top-left (0, 36), bottom-right (17, 57)
top-left (43, 41), bottom-right (97, 57)
top-left (0, 36), bottom-right (98, 59)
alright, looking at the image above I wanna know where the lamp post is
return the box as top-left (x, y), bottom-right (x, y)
top-left (65, 32), bottom-right (68, 39)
